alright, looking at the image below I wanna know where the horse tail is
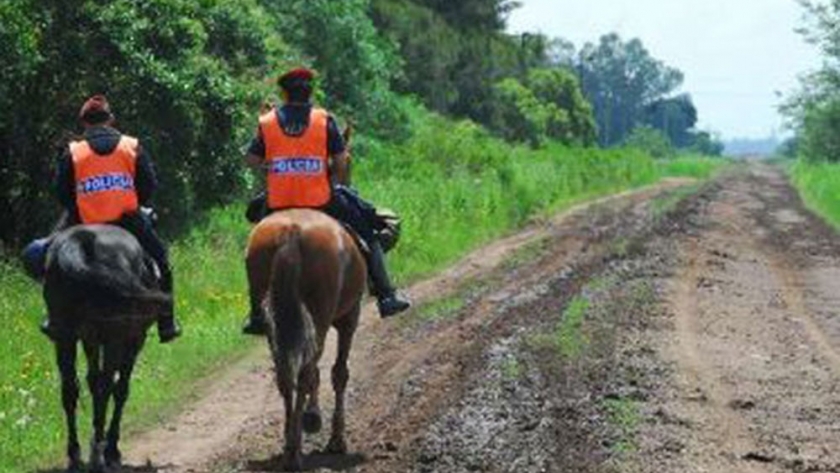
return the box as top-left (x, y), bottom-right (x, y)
top-left (267, 225), bottom-right (316, 390)
top-left (55, 230), bottom-right (171, 310)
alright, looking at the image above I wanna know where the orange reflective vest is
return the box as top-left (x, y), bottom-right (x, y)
top-left (71, 135), bottom-right (139, 224)
top-left (259, 108), bottom-right (331, 210)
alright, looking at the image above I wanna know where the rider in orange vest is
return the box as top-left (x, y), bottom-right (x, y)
top-left (37, 95), bottom-right (181, 343)
top-left (241, 68), bottom-right (410, 335)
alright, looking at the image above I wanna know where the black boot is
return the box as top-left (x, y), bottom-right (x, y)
top-left (368, 240), bottom-right (410, 318)
top-left (242, 292), bottom-right (267, 336)
top-left (242, 310), bottom-right (267, 335)
top-left (156, 267), bottom-right (181, 344)
top-left (157, 304), bottom-right (181, 344)
top-left (40, 316), bottom-right (58, 341)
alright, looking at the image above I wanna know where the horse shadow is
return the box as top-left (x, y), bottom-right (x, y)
top-left (35, 460), bottom-right (169, 473)
top-left (246, 451), bottom-right (366, 472)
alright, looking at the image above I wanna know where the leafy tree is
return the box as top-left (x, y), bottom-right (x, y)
top-left (643, 94), bottom-right (698, 148)
top-left (527, 68), bottom-right (597, 146)
top-left (781, 1), bottom-right (840, 162)
top-left (578, 33), bottom-right (684, 146)
top-left (798, 99), bottom-right (840, 162)
top-left (269, 0), bottom-right (408, 138)
top-left (0, 0), bottom-right (293, 246)
top-left (412, 0), bottom-right (520, 32)
top-left (371, 0), bottom-right (525, 125)
top-left (491, 68), bottom-right (596, 147)
top-left (689, 131), bottom-right (725, 157)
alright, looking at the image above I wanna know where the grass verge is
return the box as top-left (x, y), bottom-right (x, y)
top-left (791, 160), bottom-right (840, 228)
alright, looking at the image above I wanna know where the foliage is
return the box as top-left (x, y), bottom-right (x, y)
top-left (268, 0), bottom-right (409, 139)
top-left (491, 68), bottom-right (596, 148)
top-left (782, 1), bottom-right (840, 162)
top-left (689, 130), bottom-right (725, 156)
top-left (791, 160), bottom-right (840, 227)
top-left (578, 33), bottom-right (685, 147)
top-left (370, 0), bottom-right (561, 131)
top-left (643, 94), bottom-right (698, 148)
top-left (799, 98), bottom-right (840, 162)
top-left (624, 126), bottom-right (675, 159)
top-left (0, 0), bottom-right (296, 248)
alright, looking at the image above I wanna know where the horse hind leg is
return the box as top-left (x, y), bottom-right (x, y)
top-left (55, 340), bottom-right (82, 472)
top-left (84, 343), bottom-right (118, 473)
top-left (303, 331), bottom-right (328, 435)
top-left (104, 341), bottom-right (142, 468)
top-left (282, 384), bottom-right (307, 471)
top-left (326, 304), bottom-right (359, 454)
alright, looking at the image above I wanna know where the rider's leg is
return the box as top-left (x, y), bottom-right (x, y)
top-left (242, 193), bottom-right (270, 335)
top-left (325, 188), bottom-right (410, 318)
top-left (36, 211), bottom-right (78, 341)
top-left (246, 192), bottom-right (269, 224)
top-left (241, 192), bottom-right (272, 334)
top-left (119, 213), bottom-right (181, 343)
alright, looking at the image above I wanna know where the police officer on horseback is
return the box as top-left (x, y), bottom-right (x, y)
top-left (35, 95), bottom-right (181, 343)
top-left (241, 68), bottom-right (410, 335)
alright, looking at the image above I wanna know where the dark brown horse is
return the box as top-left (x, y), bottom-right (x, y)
top-left (44, 225), bottom-right (170, 473)
top-left (246, 208), bottom-right (366, 471)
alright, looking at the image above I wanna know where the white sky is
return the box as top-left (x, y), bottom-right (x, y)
top-left (506, 0), bottom-right (822, 140)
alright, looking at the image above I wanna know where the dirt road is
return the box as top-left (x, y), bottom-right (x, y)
top-left (119, 165), bottom-right (840, 473)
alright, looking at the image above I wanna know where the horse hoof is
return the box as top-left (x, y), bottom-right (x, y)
top-left (282, 452), bottom-right (304, 471)
top-left (302, 410), bottom-right (323, 434)
top-left (325, 436), bottom-right (347, 454)
top-left (66, 459), bottom-right (83, 473)
top-left (88, 463), bottom-right (106, 473)
top-left (105, 448), bottom-right (122, 469)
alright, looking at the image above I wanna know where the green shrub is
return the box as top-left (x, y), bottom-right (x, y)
top-left (624, 126), bottom-right (675, 159)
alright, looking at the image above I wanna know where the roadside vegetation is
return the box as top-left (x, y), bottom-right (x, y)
top-left (784, 1), bottom-right (840, 223)
top-left (791, 162), bottom-right (840, 228)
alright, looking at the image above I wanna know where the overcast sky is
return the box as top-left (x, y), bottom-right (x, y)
top-left (506, 0), bottom-right (822, 140)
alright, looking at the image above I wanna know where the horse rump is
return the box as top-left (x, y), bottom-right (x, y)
top-left (45, 225), bottom-right (170, 326)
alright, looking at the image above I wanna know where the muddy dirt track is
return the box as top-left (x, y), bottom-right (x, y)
top-left (114, 165), bottom-right (840, 473)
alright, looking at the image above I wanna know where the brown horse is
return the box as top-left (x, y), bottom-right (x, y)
top-left (246, 208), bottom-right (366, 470)
top-left (44, 225), bottom-right (170, 473)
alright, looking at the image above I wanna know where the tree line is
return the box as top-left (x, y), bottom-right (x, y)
top-left (0, 0), bottom-right (719, 249)
top-left (782, 0), bottom-right (840, 162)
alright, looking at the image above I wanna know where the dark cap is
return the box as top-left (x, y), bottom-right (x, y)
top-left (277, 67), bottom-right (315, 90)
top-left (79, 95), bottom-right (113, 124)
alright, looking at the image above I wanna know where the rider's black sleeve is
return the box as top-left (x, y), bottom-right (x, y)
top-left (134, 145), bottom-right (158, 206)
top-left (327, 116), bottom-right (346, 155)
top-left (54, 148), bottom-right (76, 212)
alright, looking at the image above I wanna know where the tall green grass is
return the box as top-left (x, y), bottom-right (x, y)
top-left (791, 161), bottom-right (840, 227)
top-left (0, 107), bottom-right (721, 471)
top-left (659, 154), bottom-right (727, 179)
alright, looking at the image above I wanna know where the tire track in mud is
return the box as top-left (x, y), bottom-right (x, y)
top-left (117, 179), bottom-right (693, 473)
top-left (643, 165), bottom-right (840, 473)
top-left (669, 237), bottom-right (776, 473)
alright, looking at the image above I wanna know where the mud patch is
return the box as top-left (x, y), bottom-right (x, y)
top-left (388, 183), bottom-right (715, 473)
